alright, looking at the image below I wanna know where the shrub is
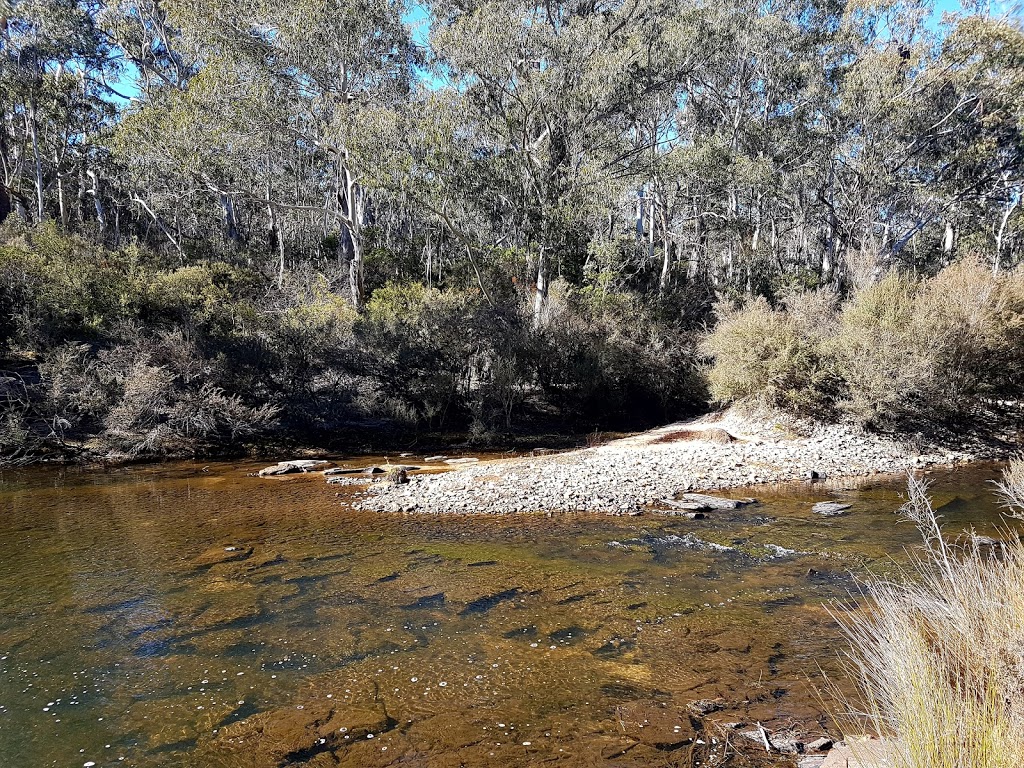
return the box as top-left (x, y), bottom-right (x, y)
top-left (42, 334), bottom-right (277, 457)
top-left (836, 260), bottom-right (1024, 427)
top-left (0, 221), bottom-right (150, 349)
top-left (703, 260), bottom-right (1024, 430)
top-left (834, 272), bottom-right (934, 427)
top-left (355, 282), bottom-right (474, 428)
top-left (700, 292), bottom-right (840, 417)
top-left (539, 281), bottom-right (706, 427)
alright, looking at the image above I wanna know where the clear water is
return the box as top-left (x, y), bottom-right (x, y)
top-left (0, 459), bottom-right (1009, 767)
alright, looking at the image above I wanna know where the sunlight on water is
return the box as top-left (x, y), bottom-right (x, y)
top-left (0, 460), bottom-right (1009, 767)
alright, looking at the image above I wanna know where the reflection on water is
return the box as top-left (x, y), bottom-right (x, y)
top-left (0, 460), bottom-right (1010, 767)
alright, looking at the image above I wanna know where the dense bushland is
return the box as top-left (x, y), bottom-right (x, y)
top-left (702, 259), bottom-right (1024, 431)
top-left (0, 223), bottom-right (705, 462)
top-left (2, 1), bottom-right (1022, 463)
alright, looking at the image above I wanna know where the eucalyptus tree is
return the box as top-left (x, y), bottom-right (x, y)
top-left (114, 0), bottom-right (418, 304)
top-left (829, 3), bottom-right (1023, 282)
top-left (428, 0), bottom-right (694, 326)
top-left (0, 0), bottom-right (115, 227)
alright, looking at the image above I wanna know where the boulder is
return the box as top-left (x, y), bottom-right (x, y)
top-left (258, 460), bottom-right (329, 477)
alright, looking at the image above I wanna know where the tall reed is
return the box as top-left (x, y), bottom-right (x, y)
top-left (829, 461), bottom-right (1024, 768)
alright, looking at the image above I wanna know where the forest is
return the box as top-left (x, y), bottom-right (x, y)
top-left (0, 0), bottom-right (1022, 462)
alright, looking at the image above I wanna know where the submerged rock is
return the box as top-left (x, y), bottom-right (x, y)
top-left (613, 700), bottom-right (699, 750)
top-left (208, 700), bottom-right (394, 767)
top-left (687, 698), bottom-right (725, 716)
top-left (192, 545), bottom-right (254, 568)
top-left (681, 493), bottom-right (757, 510)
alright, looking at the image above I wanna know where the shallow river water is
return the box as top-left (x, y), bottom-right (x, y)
top-left (0, 459), bottom-right (1010, 768)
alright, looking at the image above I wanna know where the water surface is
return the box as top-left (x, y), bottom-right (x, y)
top-left (0, 460), bottom-right (1009, 767)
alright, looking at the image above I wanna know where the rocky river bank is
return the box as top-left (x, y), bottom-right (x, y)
top-left (352, 412), bottom-right (980, 515)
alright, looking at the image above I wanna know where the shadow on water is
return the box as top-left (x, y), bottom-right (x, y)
top-left (0, 459), bottom-right (1013, 767)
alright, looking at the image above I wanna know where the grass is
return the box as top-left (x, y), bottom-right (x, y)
top-left (828, 461), bottom-right (1024, 768)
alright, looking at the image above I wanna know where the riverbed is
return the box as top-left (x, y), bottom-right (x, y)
top-left (0, 460), bottom-right (1009, 767)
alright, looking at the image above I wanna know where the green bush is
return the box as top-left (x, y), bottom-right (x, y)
top-left (0, 221), bottom-right (150, 349)
top-left (702, 259), bottom-right (1024, 430)
top-left (700, 292), bottom-right (840, 417)
top-left (834, 272), bottom-right (933, 427)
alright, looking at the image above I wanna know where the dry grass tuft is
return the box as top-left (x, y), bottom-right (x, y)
top-left (828, 467), bottom-right (1024, 768)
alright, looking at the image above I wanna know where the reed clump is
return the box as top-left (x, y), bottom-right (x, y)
top-left (830, 459), bottom-right (1024, 768)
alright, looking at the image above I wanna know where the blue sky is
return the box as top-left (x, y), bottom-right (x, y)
top-left (109, 0), bottom-right (996, 104)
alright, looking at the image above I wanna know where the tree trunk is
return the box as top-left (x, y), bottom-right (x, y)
top-left (267, 196), bottom-right (284, 288)
top-left (221, 193), bottom-right (240, 242)
top-left (29, 98), bottom-right (44, 222)
top-left (56, 152), bottom-right (68, 227)
top-left (87, 170), bottom-right (106, 232)
top-left (942, 220), bottom-right (955, 258)
top-left (0, 184), bottom-right (10, 226)
top-left (348, 229), bottom-right (363, 309)
top-left (532, 245), bottom-right (548, 330)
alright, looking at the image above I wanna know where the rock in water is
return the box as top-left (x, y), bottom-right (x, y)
top-left (806, 737), bottom-right (834, 752)
top-left (205, 700), bottom-right (394, 767)
top-left (613, 701), bottom-right (699, 749)
top-left (681, 493), bottom-right (757, 510)
top-left (660, 499), bottom-right (710, 511)
top-left (191, 545), bottom-right (254, 568)
top-left (258, 460), bottom-right (329, 477)
top-left (812, 502), bottom-right (852, 516)
top-left (444, 457), bottom-right (480, 465)
top-left (323, 467), bottom-right (364, 476)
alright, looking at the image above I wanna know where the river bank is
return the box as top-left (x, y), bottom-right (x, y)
top-left (354, 411), bottom-right (993, 515)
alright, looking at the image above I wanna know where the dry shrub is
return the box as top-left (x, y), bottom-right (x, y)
top-left (43, 334), bottom-right (277, 457)
top-left (837, 259), bottom-right (1024, 427)
top-left (700, 292), bottom-right (840, 417)
top-left (705, 260), bottom-right (1024, 429)
top-left (830, 467), bottom-right (1024, 768)
top-left (835, 272), bottom-right (934, 427)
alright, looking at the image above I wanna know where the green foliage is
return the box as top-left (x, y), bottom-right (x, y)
top-left (540, 281), bottom-right (706, 427)
top-left (0, 222), bottom-right (149, 346)
top-left (701, 293), bottom-right (840, 417)
top-left (703, 260), bottom-right (1024, 429)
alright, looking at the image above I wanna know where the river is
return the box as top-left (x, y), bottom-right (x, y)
top-left (0, 459), bottom-right (1009, 767)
